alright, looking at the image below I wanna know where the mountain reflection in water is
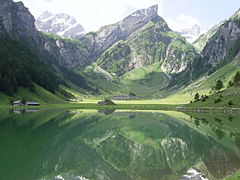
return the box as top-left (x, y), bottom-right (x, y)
top-left (0, 109), bottom-right (239, 180)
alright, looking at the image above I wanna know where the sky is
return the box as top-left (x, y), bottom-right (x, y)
top-left (13, 0), bottom-right (240, 32)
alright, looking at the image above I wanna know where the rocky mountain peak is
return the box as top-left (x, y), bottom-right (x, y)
top-left (129, 4), bottom-right (158, 19)
top-left (120, 5), bottom-right (158, 28)
top-left (146, 4), bottom-right (158, 16)
top-left (36, 11), bottom-right (85, 39)
top-left (115, 5), bottom-right (160, 37)
top-left (82, 5), bottom-right (162, 62)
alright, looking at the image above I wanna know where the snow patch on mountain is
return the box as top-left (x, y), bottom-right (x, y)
top-left (36, 11), bottom-right (85, 39)
top-left (177, 24), bottom-right (207, 43)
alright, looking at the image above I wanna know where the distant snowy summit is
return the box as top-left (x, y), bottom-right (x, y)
top-left (177, 24), bottom-right (207, 43)
top-left (36, 11), bottom-right (85, 39)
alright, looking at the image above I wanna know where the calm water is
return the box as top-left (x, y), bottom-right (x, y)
top-left (0, 108), bottom-right (240, 180)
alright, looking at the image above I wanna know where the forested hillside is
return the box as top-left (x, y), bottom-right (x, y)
top-left (0, 38), bottom-right (60, 95)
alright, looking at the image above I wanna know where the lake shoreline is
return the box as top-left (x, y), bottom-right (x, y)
top-left (1, 103), bottom-right (240, 113)
top-left (176, 106), bottom-right (240, 113)
top-left (0, 103), bottom-right (177, 110)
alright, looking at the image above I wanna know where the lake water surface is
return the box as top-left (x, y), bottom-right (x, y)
top-left (0, 108), bottom-right (240, 180)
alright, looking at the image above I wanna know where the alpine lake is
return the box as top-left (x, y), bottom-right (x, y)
top-left (0, 108), bottom-right (240, 180)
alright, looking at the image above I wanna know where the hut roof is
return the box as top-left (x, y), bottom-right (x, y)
top-left (13, 100), bottom-right (22, 104)
top-left (26, 102), bottom-right (40, 105)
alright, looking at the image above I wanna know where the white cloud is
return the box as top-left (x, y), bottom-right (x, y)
top-left (165, 14), bottom-right (200, 31)
top-left (14, 0), bottom-right (164, 32)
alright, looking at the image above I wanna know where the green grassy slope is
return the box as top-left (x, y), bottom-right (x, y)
top-left (187, 85), bottom-right (240, 108)
top-left (160, 54), bottom-right (240, 104)
top-left (80, 61), bottom-right (170, 97)
top-left (222, 171), bottom-right (240, 180)
top-left (0, 84), bottom-right (64, 105)
top-left (120, 62), bottom-right (170, 96)
top-left (81, 64), bottom-right (123, 94)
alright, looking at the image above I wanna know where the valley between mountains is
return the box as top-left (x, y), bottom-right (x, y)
top-left (0, 0), bottom-right (240, 109)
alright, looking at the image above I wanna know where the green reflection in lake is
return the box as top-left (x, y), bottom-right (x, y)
top-left (0, 109), bottom-right (240, 180)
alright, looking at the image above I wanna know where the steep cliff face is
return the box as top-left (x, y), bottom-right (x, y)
top-left (40, 34), bottom-right (90, 69)
top-left (0, 0), bottom-right (41, 48)
top-left (201, 9), bottom-right (240, 67)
